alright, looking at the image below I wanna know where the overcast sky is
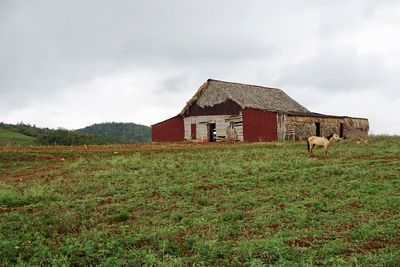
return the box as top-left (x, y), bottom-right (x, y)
top-left (1, 0), bottom-right (400, 134)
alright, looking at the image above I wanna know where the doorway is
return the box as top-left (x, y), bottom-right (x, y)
top-left (315, 122), bottom-right (321, 137)
top-left (191, 123), bottom-right (196, 140)
top-left (339, 123), bottom-right (344, 138)
top-left (208, 123), bottom-right (216, 142)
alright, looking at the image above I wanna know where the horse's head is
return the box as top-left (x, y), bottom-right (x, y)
top-left (327, 133), bottom-right (342, 141)
top-left (332, 133), bottom-right (342, 141)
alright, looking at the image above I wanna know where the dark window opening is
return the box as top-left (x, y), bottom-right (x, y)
top-left (208, 123), bottom-right (216, 142)
top-left (191, 123), bottom-right (196, 140)
top-left (339, 123), bottom-right (344, 138)
top-left (315, 122), bottom-right (321, 136)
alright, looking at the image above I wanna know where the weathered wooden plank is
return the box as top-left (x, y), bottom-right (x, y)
top-left (184, 114), bottom-right (244, 141)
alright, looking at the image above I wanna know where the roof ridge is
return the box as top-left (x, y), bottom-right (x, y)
top-left (207, 78), bottom-right (283, 91)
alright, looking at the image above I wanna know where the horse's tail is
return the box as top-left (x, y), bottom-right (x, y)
top-left (307, 139), bottom-right (310, 152)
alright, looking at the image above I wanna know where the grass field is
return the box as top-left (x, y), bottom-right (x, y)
top-left (0, 137), bottom-right (399, 266)
top-left (0, 128), bottom-right (36, 146)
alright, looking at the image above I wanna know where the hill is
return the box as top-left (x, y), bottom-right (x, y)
top-left (76, 122), bottom-right (151, 143)
top-left (0, 123), bottom-right (107, 146)
top-left (0, 122), bottom-right (151, 146)
top-left (0, 137), bottom-right (399, 265)
top-left (0, 128), bottom-right (36, 146)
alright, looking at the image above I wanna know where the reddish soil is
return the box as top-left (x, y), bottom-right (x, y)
top-left (0, 142), bottom-right (239, 153)
top-left (334, 223), bottom-right (353, 232)
top-left (344, 238), bottom-right (396, 256)
top-left (277, 203), bottom-right (286, 210)
top-left (133, 239), bottom-right (151, 249)
top-left (218, 207), bottom-right (226, 213)
top-left (97, 199), bottom-right (113, 206)
top-left (1, 166), bottom-right (61, 183)
top-left (151, 191), bottom-right (161, 198)
top-left (0, 207), bottom-right (18, 214)
top-left (0, 154), bottom-right (34, 161)
top-left (348, 201), bottom-right (361, 209)
top-left (35, 153), bottom-right (64, 160)
top-left (174, 225), bottom-right (215, 250)
top-left (243, 228), bottom-right (263, 238)
top-left (287, 236), bottom-right (328, 248)
top-left (0, 206), bottom-right (42, 215)
top-left (287, 237), bottom-right (315, 247)
top-left (267, 223), bottom-right (280, 231)
top-left (194, 184), bottom-right (221, 191)
top-left (26, 208), bottom-right (35, 214)
top-left (160, 205), bottom-right (178, 213)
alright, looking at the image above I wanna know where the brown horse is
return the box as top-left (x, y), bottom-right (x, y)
top-left (307, 133), bottom-right (342, 157)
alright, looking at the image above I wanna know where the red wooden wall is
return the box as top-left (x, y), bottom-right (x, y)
top-left (242, 109), bottom-right (278, 141)
top-left (151, 115), bottom-right (184, 142)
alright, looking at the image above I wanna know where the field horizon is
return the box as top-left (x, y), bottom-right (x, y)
top-left (1, 137), bottom-right (399, 265)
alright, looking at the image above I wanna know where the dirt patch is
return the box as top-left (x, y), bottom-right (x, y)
top-left (267, 223), bottom-right (280, 231)
top-left (218, 207), bottom-right (226, 213)
top-left (174, 225), bottom-right (214, 244)
top-left (276, 203), bottom-right (286, 211)
top-left (0, 207), bottom-right (19, 214)
top-left (35, 153), bottom-right (64, 160)
top-left (287, 236), bottom-right (327, 248)
top-left (1, 142), bottom-right (237, 153)
top-left (287, 237), bottom-right (315, 247)
top-left (0, 206), bottom-right (41, 215)
top-left (194, 184), bottom-right (221, 191)
top-left (344, 239), bottom-right (395, 256)
top-left (175, 229), bottom-right (186, 245)
top-left (97, 199), bottom-right (113, 206)
top-left (160, 205), bottom-right (179, 213)
top-left (0, 154), bottom-right (35, 162)
top-left (26, 208), bottom-right (35, 215)
top-left (378, 156), bottom-right (400, 164)
top-left (133, 239), bottom-right (152, 248)
top-left (346, 155), bottom-right (400, 164)
top-left (243, 228), bottom-right (263, 238)
top-left (151, 191), bottom-right (161, 198)
top-left (0, 164), bottom-right (64, 183)
top-left (334, 223), bottom-right (353, 232)
top-left (348, 201), bottom-right (361, 209)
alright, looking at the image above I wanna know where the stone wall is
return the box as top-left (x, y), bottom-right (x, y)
top-left (284, 115), bottom-right (368, 141)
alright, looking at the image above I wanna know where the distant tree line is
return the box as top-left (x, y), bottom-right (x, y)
top-left (0, 122), bottom-right (108, 145)
top-left (0, 122), bottom-right (151, 146)
top-left (76, 122), bottom-right (151, 143)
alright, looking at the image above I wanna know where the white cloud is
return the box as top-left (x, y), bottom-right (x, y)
top-left (277, 46), bottom-right (390, 91)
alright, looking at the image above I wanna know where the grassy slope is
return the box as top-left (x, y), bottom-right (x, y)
top-left (0, 137), bottom-right (399, 266)
top-left (0, 128), bottom-right (36, 146)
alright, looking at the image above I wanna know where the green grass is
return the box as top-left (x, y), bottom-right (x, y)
top-left (0, 137), bottom-right (399, 266)
top-left (0, 128), bottom-right (36, 146)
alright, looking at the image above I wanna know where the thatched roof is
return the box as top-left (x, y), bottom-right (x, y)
top-left (180, 79), bottom-right (310, 115)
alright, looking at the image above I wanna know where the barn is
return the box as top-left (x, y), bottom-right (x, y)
top-left (151, 79), bottom-right (369, 142)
